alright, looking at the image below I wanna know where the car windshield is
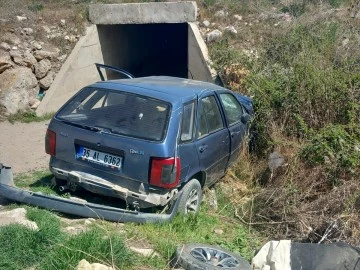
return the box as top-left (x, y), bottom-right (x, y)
top-left (56, 87), bottom-right (171, 141)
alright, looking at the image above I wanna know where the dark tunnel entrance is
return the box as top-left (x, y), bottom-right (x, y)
top-left (97, 23), bottom-right (188, 79)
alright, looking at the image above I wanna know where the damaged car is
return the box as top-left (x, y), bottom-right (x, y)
top-left (45, 69), bottom-right (253, 215)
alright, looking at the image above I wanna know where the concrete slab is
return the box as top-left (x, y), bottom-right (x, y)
top-left (36, 25), bottom-right (103, 116)
top-left (89, 1), bottom-right (197, 24)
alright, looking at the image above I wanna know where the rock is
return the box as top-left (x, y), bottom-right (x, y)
top-left (60, 19), bottom-right (66, 26)
top-left (208, 189), bottom-right (218, 210)
top-left (42, 25), bottom-right (51, 34)
top-left (234, 14), bottom-right (243, 21)
top-left (29, 98), bottom-right (41, 109)
top-left (11, 50), bottom-right (37, 69)
top-left (129, 246), bottom-right (160, 258)
top-left (215, 10), bottom-right (228, 17)
top-left (34, 59), bottom-right (51, 79)
top-left (39, 71), bottom-right (55, 90)
top-left (32, 41), bottom-right (42, 50)
top-left (11, 46), bottom-right (18, 50)
top-left (23, 27), bottom-right (34, 35)
top-left (16, 15), bottom-right (27, 21)
top-left (214, 229), bottom-right (224, 235)
top-left (57, 54), bottom-right (67, 62)
top-left (0, 67), bottom-right (39, 114)
top-left (201, 20), bottom-right (211, 27)
top-left (225, 25), bottom-right (237, 34)
top-left (0, 208), bottom-right (38, 230)
top-left (76, 259), bottom-right (114, 270)
top-left (64, 225), bottom-right (88, 235)
top-left (0, 52), bottom-right (13, 74)
top-left (268, 151), bottom-right (285, 171)
top-left (2, 33), bottom-right (21, 45)
top-left (0, 42), bottom-right (11, 51)
top-left (206, 29), bottom-right (222, 43)
top-left (33, 49), bottom-right (59, 60)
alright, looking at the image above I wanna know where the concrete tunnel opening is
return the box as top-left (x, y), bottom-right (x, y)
top-left (98, 24), bottom-right (189, 79)
top-left (36, 1), bottom-right (216, 115)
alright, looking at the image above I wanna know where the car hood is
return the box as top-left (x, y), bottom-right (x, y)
top-left (234, 93), bottom-right (254, 115)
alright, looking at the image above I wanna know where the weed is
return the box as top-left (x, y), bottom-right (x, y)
top-left (7, 111), bottom-right (53, 124)
top-left (28, 2), bottom-right (44, 12)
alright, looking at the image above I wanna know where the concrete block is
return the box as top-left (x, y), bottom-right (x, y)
top-left (89, 1), bottom-right (197, 24)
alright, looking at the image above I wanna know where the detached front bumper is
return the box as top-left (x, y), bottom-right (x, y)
top-left (0, 164), bottom-right (181, 224)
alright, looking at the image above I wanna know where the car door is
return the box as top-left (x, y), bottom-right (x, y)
top-left (218, 92), bottom-right (247, 166)
top-left (195, 94), bottom-right (230, 186)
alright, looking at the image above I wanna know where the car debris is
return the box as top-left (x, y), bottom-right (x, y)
top-left (0, 163), bottom-right (181, 223)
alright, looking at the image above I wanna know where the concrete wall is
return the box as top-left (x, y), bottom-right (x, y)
top-left (89, 2), bottom-right (197, 24)
top-left (36, 2), bottom-right (216, 115)
top-left (188, 22), bottom-right (217, 82)
top-left (36, 25), bottom-right (103, 115)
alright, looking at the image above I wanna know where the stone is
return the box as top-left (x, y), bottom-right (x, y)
top-left (234, 14), bottom-right (243, 21)
top-left (0, 67), bottom-right (39, 114)
top-left (23, 27), bottom-right (34, 35)
top-left (29, 98), bottom-right (41, 109)
top-left (76, 259), bottom-right (114, 270)
top-left (89, 2), bottom-right (197, 24)
top-left (215, 10), bottom-right (228, 17)
top-left (16, 15), bottom-right (27, 21)
top-left (2, 33), bottom-right (21, 45)
top-left (208, 189), bottom-right (218, 210)
top-left (206, 29), bottom-right (222, 43)
top-left (34, 59), bottom-right (51, 79)
top-left (33, 41), bottom-right (42, 50)
top-left (0, 42), bottom-right (11, 51)
top-left (39, 71), bottom-right (55, 89)
top-left (11, 50), bottom-right (37, 69)
top-left (57, 54), bottom-right (67, 62)
top-left (0, 208), bottom-right (38, 230)
top-left (0, 52), bottom-right (13, 73)
top-left (214, 229), bottom-right (223, 235)
top-left (60, 19), bottom-right (66, 26)
top-left (33, 49), bottom-right (59, 60)
top-left (201, 20), bottom-right (210, 27)
top-left (268, 151), bottom-right (285, 171)
top-left (42, 25), bottom-right (51, 34)
top-left (225, 25), bottom-right (237, 34)
top-left (129, 246), bottom-right (160, 258)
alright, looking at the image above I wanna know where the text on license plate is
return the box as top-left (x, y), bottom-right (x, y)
top-left (78, 147), bottom-right (122, 169)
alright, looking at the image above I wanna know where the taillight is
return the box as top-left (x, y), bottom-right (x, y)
top-left (150, 157), bottom-right (180, 188)
top-left (45, 129), bottom-right (56, 156)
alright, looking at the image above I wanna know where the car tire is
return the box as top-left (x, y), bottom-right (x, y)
top-left (178, 179), bottom-right (202, 215)
top-left (172, 243), bottom-right (251, 270)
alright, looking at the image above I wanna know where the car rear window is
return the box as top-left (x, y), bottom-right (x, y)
top-left (56, 87), bottom-right (171, 141)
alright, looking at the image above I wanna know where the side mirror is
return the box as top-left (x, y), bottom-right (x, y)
top-left (241, 113), bottom-right (250, 124)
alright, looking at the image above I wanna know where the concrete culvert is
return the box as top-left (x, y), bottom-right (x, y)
top-left (37, 1), bottom-right (216, 116)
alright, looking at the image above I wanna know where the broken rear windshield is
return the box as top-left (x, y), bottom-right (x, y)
top-left (56, 87), bottom-right (171, 141)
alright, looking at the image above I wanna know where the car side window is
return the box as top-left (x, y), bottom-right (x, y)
top-left (198, 96), bottom-right (224, 138)
top-left (219, 93), bottom-right (243, 126)
top-left (181, 102), bottom-right (195, 142)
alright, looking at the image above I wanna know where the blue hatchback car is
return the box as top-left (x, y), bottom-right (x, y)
top-left (45, 75), bottom-right (252, 214)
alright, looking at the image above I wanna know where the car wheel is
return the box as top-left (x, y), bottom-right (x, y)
top-left (178, 179), bottom-right (202, 215)
top-left (172, 243), bottom-right (251, 270)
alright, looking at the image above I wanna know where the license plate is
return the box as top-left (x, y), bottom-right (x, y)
top-left (77, 146), bottom-right (122, 169)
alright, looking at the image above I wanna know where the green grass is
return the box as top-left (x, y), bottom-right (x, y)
top-left (7, 111), bottom-right (53, 124)
top-left (0, 207), bottom-right (134, 270)
top-left (14, 170), bottom-right (59, 195)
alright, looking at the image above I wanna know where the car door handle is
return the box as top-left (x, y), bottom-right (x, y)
top-left (231, 131), bottom-right (240, 137)
top-left (198, 145), bottom-right (208, 153)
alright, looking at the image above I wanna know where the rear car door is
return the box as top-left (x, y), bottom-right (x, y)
top-left (218, 92), bottom-right (247, 166)
top-left (195, 94), bottom-right (230, 186)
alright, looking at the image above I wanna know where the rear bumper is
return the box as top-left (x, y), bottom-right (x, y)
top-left (0, 165), bottom-right (181, 224)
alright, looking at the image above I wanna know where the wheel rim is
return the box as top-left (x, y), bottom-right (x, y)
top-left (190, 247), bottom-right (240, 268)
top-left (185, 188), bottom-right (199, 214)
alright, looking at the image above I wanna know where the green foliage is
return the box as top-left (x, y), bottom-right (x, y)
top-left (300, 124), bottom-right (360, 169)
top-left (0, 208), bottom-right (63, 270)
top-left (28, 2), bottom-right (44, 12)
top-left (7, 111), bottom-right (53, 124)
top-left (40, 228), bottom-right (133, 269)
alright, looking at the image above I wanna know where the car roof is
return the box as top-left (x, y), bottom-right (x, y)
top-left (89, 76), bottom-right (227, 101)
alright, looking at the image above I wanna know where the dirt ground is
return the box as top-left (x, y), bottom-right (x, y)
top-left (0, 120), bottom-right (49, 175)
